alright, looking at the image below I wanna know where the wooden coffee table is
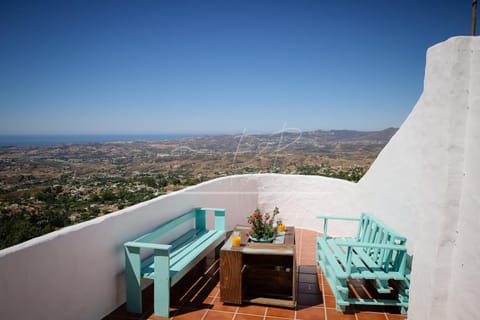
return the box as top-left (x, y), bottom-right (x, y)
top-left (220, 225), bottom-right (296, 308)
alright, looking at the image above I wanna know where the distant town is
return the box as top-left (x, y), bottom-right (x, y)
top-left (0, 128), bottom-right (396, 249)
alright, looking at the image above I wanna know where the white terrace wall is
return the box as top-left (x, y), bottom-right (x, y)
top-left (0, 188), bottom-right (198, 320)
top-left (0, 176), bottom-right (260, 320)
top-left (358, 36), bottom-right (480, 320)
top-left (0, 170), bottom-right (401, 319)
top-left (192, 173), bottom-right (360, 236)
top-left (253, 174), bottom-right (358, 236)
top-left (0, 173), bottom-right (354, 320)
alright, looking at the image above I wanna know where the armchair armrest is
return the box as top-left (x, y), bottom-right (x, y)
top-left (316, 215), bottom-right (360, 238)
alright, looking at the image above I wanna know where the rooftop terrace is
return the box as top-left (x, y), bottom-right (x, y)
top-left (1, 36), bottom-right (479, 320)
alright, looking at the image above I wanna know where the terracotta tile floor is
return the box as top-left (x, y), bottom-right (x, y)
top-left (104, 229), bottom-right (407, 320)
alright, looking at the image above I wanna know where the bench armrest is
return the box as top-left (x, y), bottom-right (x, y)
top-left (334, 239), bottom-right (406, 251)
top-left (199, 207), bottom-right (226, 232)
top-left (316, 215), bottom-right (360, 238)
top-left (125, 241), bottom-right (172, 253)
top-left (316, 215), bottom-right (360, 221)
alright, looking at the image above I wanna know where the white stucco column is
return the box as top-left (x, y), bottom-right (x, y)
top-left (358, 36), bottom-right (480, 320)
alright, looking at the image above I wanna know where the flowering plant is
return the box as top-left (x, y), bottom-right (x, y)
top-left (247, 207), bottom-right (280, 240)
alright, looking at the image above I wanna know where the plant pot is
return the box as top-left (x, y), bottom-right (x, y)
top-left (249, 235), bottom-right (275, 243)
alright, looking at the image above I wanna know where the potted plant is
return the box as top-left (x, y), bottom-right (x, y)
top-left (247, 207), bottom-right (280, 242)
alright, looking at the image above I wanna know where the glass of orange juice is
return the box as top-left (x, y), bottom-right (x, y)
top-left (232, 231), bottom-right (241, 247)
top-left (277, 220), bottom-right (286, 232)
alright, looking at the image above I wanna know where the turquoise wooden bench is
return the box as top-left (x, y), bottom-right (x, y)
top-left (124, 207), bottom-right (226, 317)
top-left (316, 213), bottom-right (411, 314)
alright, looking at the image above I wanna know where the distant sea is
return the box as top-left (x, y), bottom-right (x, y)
top-left (0, 134), bottom-right (198, 147)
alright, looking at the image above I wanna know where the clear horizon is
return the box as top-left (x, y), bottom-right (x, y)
top-left (0, 0), bottom-right (473, 135)
top-left (0, 127), bottom-right (399, 147)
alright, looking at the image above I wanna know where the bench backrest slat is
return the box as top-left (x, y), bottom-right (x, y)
top-left (136, 210), bottom-right (197, 243)
top-left (132, 208), bottom-right (225, 245)
top-left (356, 212), bottom-right (407, 273)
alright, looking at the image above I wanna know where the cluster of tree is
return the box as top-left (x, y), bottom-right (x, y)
top-left (0, 209), bottom-right (69, 249)
top-left (296, 164), bottom-right (367, 182)
top-left (0, 173), bottom-right (195, 249)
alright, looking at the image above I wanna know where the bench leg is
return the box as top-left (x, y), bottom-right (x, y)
top-left (154, 250), bottom-right (171, 317)
top-left (336, 304), bottom-right (347, 313)
top-left (125, 246), bottom-right (142, 314)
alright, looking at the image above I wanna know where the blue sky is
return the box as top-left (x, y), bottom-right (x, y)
top-left (0, 0), bottom-right (474, 135)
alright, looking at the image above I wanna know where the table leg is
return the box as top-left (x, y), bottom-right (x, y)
top-left (220, 249), bottom-right (243, 304)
